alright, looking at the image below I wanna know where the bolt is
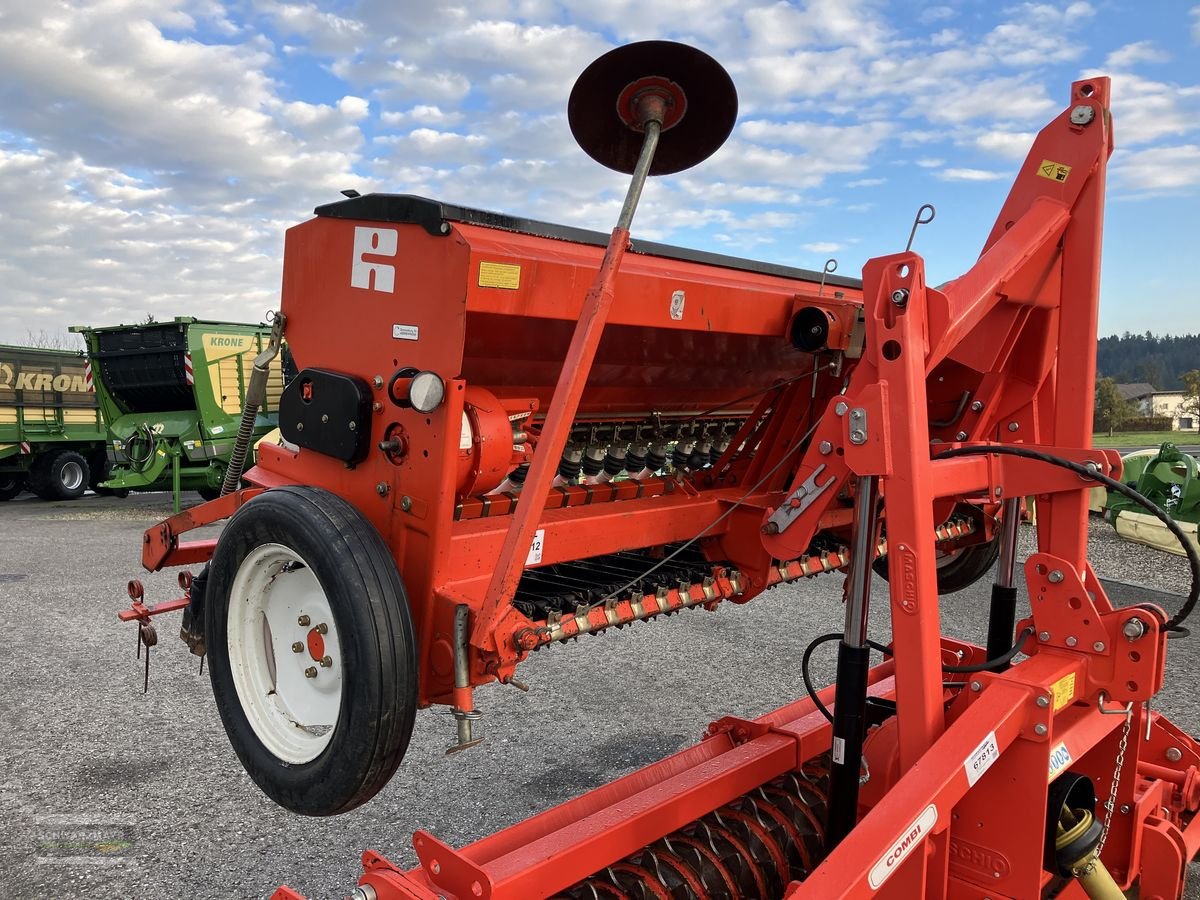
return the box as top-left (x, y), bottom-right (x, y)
top-left (291, 642), bottom-right (304, 653)
top-left (835, 401), bottom-right (848, 416)
top-left (819, 440), bottom-right (833, 455)
top-left (1008, 421), bottom-right (1019, 432)
top-left (321, 413), bottom-right (329, 423)
top-left (298, 615), bottom-right (311, 626)
top-left (970, 680), bottom-right (982, 692)
top-left (316, 622), bottom-right (328, 634)
top-left (970, 400), bottom-right (983, 412)
top-left (401, 495), bottom-right (413, 512)
top-left (891, 288), bottom-right (909, 306)
top-left (305, 667), bottom-right (317, 678)
top-left (348, 421), bottom-right (357, 431)
top-left (1034, 723), bottom-right (1048, 736)
top-left (1048, 570), bottom-right (1064, 583)
top-left (1065, 636), bottom-right (1077, 647)
top-left (373, 375), bottom-right (384, 389)
top-left (1038, 631), bottom-right (1051, 642)
top-left (993, 486), bottom-right (1003, 498)
top-left (431, 861), bottom-right (441, 875)
top-left (373, 401), bottom-right (383, 412)
top-left (1093, 641), bottom-right (1106, 652)
top-left (296, 422), bottom-right (304, 431)
top-left (1070, 105), bottom-right (1095, 126)
top-left (376, 482), bottom-right (389, 496)
top-left (956, 431), bottom-right (968, 441)
top-left (1119, 803), bottom-right (1131, 815)
top-left (1036, 695), bottom-right (1050, 708)
top-left (1166, 747), bottom-right (1183, 763)
top-left (1123, 617), bottom-right (1146, 641)
top-left (850, 429), bottom-right (866, 444)
top-left (763, 521), bottom-right (780, 535)
top-left (320, 655), bottom-right (333, 668)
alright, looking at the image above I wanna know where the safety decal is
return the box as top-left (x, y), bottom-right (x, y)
top-left (392, 324), bottom-right (420, 341)
top-left (963, 731), bottom-right (1000, 787)
top-left (670, 290), bottom-right (685, 320)
top-left (478, 261), bottom-right (522, 290)
top-left (1037, 159), bottom-right (1072, 183)
top-left (1051, 673), bottom-right (1076, 711)
top-left (869, 804), bottom-right (938, 889)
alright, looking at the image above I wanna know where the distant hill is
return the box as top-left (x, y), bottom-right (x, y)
top-left (1096, 333), bottom-right (1200, 391)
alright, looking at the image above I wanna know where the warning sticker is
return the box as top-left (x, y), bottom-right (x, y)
top-left (1051, 673), bottom-right (1076, 711)
top-left (1037, 159), bottom-right (1072, 183)
top-left (478, 261), bottom-right (521, 290)
top-left (963, 731), bottom-right (1000, 787)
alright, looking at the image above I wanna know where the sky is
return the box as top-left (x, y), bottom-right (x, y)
top-left (0, 0), bottom-right (1198, 346)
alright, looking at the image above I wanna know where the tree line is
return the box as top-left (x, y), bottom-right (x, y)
top-left (1097, 332), bottom-right (1200, 390)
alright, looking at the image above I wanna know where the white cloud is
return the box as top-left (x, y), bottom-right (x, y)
top-left (915, 157), bottom-right (944, 168)
top-left (1105, 41), bottom-right (1170, 70)
top-left (973, 131), bottom-right (1035, 159)
top-left (981, 2), bottom-right (1095, 67)
top-left (802, 241), bottom-right (844, 253)
top-left (1113, 145), bottom-right (1200, 191)
top-left (919, 6), bottom-right (956, 24)
top-left (937, 168), bottom-right (1007, 181)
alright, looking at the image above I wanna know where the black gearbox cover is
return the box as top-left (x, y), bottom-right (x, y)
top-left (280, 368), bottom-right (373, 463)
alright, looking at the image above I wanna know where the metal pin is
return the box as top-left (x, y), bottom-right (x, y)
top-left (905, 203), bottom-right (936, 252)
top-left (818, 258), bottom-right (837, 297)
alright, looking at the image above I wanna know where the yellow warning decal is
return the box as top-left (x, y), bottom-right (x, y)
top-left (478, 261), bottom-right (521, 290)
top-left (1037, 159), bottom-right (1072, 183)
top-left (1051, 673), bottom-right (1076, 711)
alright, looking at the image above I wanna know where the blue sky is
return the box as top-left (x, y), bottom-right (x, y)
top-left (0, 0), bottom-right (1197, 343)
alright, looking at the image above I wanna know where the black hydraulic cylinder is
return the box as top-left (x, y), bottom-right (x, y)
top-left (985, 497), bottom-right (1022, 667)
top-left (827, 641), bottom-right (872, 846)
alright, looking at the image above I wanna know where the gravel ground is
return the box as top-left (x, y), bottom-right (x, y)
top-left (1, 492), bottom-right (1199, 899)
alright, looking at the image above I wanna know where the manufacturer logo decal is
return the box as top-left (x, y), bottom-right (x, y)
top-left (351, 226), bottom-right (398, 292)
top-left (869, 804), bottom-right (937, 889)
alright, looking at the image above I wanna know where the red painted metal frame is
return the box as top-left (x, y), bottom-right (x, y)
top-left (266, 76), bottom-right (1200, 899)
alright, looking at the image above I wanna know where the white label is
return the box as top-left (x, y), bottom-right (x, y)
top-left (670, 290), bottom-right (685, 320)
top-left (211, 425), bottom-right (224, 434)
top-left (1048, 741), bottom-right (1073, 782)
top-left (525, 529), bottom-right (544, 566)
top-left (392, 323), bottom-right (419, 341)
top-left (351, 226), bottom-right (398, 292)
top-left (459, 412), bottom-right (473, 451)
top-left (831, 736), bottom-right (846, 764)
top-left (869, 804), bottom-right (937, 889)
top-left (963, 731), bottom-right (1000, 787)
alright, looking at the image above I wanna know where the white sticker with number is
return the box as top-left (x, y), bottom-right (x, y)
top-left (526, 529), bottom-right (544, 566)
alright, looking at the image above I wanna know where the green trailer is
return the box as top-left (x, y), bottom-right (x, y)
top-left (0, 344), bottom-right (111, 501)
top-left (69, 318), bottom-right (286, 507)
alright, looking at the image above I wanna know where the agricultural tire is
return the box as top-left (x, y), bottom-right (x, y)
top-left (873, 537), bottom-right (1001, 595)
top-left (0, 475), bottom-right (24, 501)
top-left (29, 450), bottom-right (90, 501)
top-left (205, 485), bottom-right (418, 816)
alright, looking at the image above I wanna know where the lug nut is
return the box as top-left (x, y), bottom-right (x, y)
top-left (305, 667), bottom-right (318, 678)
top-left (316, 623), bottom-right (328, 635)
top-left (298, 615), bottom-right (310, 626)
top-left (292, 642), bottom-right (304, 653)
top-left (320, 656), bottom-right (333, 668)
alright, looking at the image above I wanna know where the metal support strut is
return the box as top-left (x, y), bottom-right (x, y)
top-left (826, 475), bottom-right (880, 847)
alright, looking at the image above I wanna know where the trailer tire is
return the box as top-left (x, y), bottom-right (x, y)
top-left (0, 475), bottom-right (23, 501)
top-left (29, 450), bottom-right (90, 501)
top-left (873, 537), bottom-right (1001, 595)
top-left (205, 485), bottom-right (418, 816)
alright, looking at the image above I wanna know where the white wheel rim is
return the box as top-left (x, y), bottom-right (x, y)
top-left (60, 461), bottom-right (84, 491)
top-left (227, 543), bottom-right (343, 764)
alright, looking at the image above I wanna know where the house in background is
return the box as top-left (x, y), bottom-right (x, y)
top-left (1117, 382), bottom-right (1196, 431)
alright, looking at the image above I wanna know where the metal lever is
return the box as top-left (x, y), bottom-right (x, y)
top-left (447, 604), bottom-right (484, 755)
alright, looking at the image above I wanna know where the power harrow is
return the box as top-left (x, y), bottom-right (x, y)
top-left (119, 39), bottom-right (1200, 899)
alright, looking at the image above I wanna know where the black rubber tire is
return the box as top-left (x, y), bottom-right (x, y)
top-left (205, 486), bottom-right (418, 816)
top-left (28, 450), bottom-right (90, 501)
top-left (0, 475), bottom-right (24, 501)
top-left (873, 537), bottom-right (1001, 595)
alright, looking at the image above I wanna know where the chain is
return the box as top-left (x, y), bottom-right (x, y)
top-left (1095, 705), bottom-right (1132, 860)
